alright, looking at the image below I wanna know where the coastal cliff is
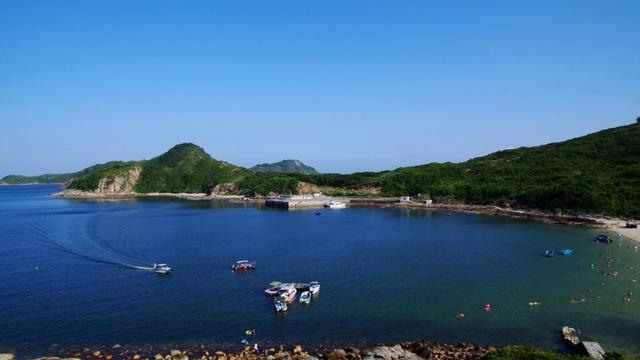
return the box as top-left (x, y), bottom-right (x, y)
top-left (95, 166), bottom-right (141, 194)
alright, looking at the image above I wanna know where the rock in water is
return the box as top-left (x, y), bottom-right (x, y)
top-left (362, 346), bottom-right (423, 360)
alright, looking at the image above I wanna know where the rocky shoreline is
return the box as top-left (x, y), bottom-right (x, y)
top-left (1, 341), bottom-right (497, 360)
top-left (51, 189), bottom-right (639, 243)
top-left (51, 189), bottom-right (243, 201)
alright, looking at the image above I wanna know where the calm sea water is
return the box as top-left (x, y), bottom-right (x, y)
top-left (1, 185), bottom-right (639, 356)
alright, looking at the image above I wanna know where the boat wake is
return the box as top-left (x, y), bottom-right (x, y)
top-left (31, 208), bottom-right (165, 273)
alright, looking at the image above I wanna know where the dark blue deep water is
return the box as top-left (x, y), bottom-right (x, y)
top-left (1, 185), bottom-right (639, 356)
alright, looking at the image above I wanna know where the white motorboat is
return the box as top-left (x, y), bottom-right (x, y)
top-left (152, 263), bottom-right (171, 274)
top-left (299, 291), bottom-right (312, 304)
top-left (276, 286), bottom-right (297, 303)
top-left (264, 282), bottom-right (294, 296)
top-left (274, 299), bottom-right (287, 312)
top-left (308, 281), bottom-right (320, 294)
top-left (264, 286), bottom-right (281, 296)
top-left (327, 200), bottom-right (347, 209)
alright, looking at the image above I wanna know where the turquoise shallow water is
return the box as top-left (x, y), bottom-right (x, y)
top-left (1, 185), bottom-right (639, 356)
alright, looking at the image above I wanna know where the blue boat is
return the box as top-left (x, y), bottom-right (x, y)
top-left (545, 249), bottom-right (554, 257)
top-left (560, 248), bottom-right (574, 256)
top-left (595, 234), bottom-right (613, 243)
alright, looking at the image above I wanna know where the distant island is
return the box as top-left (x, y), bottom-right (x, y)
top-left (1, 173), bottom-right (77, 185)
top-left (251, 160), bottom-right (320, 175)
top-left (3, 122), bottom-right (639, 218)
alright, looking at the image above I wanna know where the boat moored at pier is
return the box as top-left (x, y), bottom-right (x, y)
top-left (309, 281), bottom-right (320, 294)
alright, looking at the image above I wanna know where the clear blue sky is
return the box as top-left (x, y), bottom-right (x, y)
top-left (1, 1), bottom-right (638, 176)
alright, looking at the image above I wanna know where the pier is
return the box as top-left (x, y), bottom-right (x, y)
top-left (265, 195), bottom-right (339, 209)
top-left (582, 342), bottom-right (605, 360)
top-left (265, 196), bottom-right (405, 209)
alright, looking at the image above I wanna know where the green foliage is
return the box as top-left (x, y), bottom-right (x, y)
top-left (61, 123), bottom-right (640, 218)
top-left (483, 346), bottom-right (590, 360)
top-left (236, 172), bottom-right (299, 196)
top-left (134, 143), bottom-right (248, 193)
top-left (292, 171), bottom-right (386, 190)
top-left (1, 173), bottom-right (77, 184)
top-left (251, 160), bottom-right (320, 175)
top-left (69, 161), bottom-right (138, 191)
top-left (373, 123), bottom-right (640, 218)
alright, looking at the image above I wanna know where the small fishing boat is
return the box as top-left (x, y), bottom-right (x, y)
top-left (152, 263), bottom-right (171, 274)
top-left (274, 299), bottom-right (287, 312)
top-left (559, 248), bottom-right (574, 256)
top-left (308, 281), bottom-right (320, 294)
top-left (232, 260), bottom-right (257, 271)
top-left (327, 201), bottom-right (347, 209)
top-left (299, 291), bottom-right (312, 304)
top-left (544, 250), bottom-right (554, 257)
top-left (562, 326), bottom-right (580, 346)
top-left (276, 286), bottom-right (297, 303)
top-left (595, 235), bottom-right (613, 243)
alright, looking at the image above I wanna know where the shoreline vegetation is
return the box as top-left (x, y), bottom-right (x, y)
top-left (52, 189), bottom-right (640, 244)
top-left (1, 340), bottom-right (632, 360)
top-left (4, 122), bottom-right (640, 220)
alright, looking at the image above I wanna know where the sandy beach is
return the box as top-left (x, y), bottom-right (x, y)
top-left (601, 218), bottom-right (640, 244)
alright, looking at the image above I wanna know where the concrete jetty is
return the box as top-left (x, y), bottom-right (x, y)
top-left (265, 195), bottom-right (338, 209)
top-left (582, 341), bottom-right (605, 360)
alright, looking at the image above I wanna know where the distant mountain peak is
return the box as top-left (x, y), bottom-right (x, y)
top-left (251, 159), bottom-right (320, 175)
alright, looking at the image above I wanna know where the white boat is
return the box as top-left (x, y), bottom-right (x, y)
top-left (299, 291), bottom-right (312, 304)
top-left (327, 200), bottom-right (347, 209)
top-left (309, 281), bottom-right (320, 294)
top-left (152, 263), bottom-right (171, 274)
top-left (264, 282), bottom-right (294, 296)
top-left (274, 299), bottom-right (287, 312)
top-left (264, 286), bottom-right (281, 296)
top-left (276, 286), bottom-right (297, 303)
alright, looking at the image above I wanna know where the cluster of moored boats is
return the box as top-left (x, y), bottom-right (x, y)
top-left (265, 281), bottom-right (320, 312)
top-left (231, 259), bottom-right (320, 313)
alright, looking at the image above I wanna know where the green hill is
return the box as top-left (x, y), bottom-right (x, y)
top-left (377, 123), bottom-right (640, 217)
top-left (11, 122), bottom-right (639, 218)
top-left (251, 160), bottom-right (320, 175)
top-left (134, 143), bottom-right (247, 193)
top-left (67, 143), bottom-right (247, 194)
top-left (283, 122), bottom-right (638, 217)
